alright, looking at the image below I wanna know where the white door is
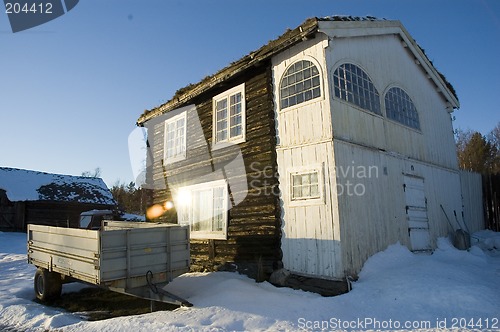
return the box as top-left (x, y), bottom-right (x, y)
top-left (403, 175), bottom-right (431, 251)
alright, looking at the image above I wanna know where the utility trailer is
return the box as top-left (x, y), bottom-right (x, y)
top-left (27, 221), bottom-right (192, 306)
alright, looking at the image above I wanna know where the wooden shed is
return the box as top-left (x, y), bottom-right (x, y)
top-left (0, 167), bottom-right (116, 231)
top-left (137, 16), bottom-right (476, 285)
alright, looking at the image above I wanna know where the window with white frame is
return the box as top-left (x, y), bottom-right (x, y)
top-left (290, 169), bottom-right (321, 201)
top-left (213, 83), bottom-right (245, 145)
top-left (164, 112), bottom-right (187, 163)
top-left (332, 63), bottom-right (381, 114)
top-left (280, 60), bottom-right (321, 109)
top-left (176, 179), bottom-right (228, 240)
top-left (384, 87), bottom-right (421, 130)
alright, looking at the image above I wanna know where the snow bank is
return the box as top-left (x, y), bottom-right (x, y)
top-left (1, 231), bottom-right (499, 331)
top-left (0, 232), bottom-right (81, 332)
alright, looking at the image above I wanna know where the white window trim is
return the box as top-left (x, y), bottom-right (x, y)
top-left (163, 112), bottom-right (187, 164)
top-left (176, 179), bottom-right (228, 240)
top-left (331, 62), bottom-right (382, 115)
top-left (288, 165), bottom-right (324, 207)
top-left (212, 83), bottom-right (246, 149)
top-left (278, 57), bottom-right (324, 113)
top-left (383, 86), bottom-right (422, 132)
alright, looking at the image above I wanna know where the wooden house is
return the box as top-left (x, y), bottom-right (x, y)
top-left (0, 167), bottom-right (116, 231)
top-left (137, 16), bottom-right (474, 285)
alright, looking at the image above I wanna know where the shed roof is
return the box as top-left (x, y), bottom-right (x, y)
top-left (0, 167), bottom-right (116, 205)
top-left (137, 15), bottom-right (458, 124)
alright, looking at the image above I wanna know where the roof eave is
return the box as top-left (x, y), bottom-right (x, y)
top-left (318, 20), bottom-right (460, 110)
top-left (398, 24), bottom-right (460, 110)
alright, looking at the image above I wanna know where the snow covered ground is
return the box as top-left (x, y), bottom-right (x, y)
top-left (1, 231), bottom-right (499, 332)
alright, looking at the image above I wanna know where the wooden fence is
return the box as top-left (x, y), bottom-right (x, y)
top-left (459, 171), bottom-right (485, 233)
top-left (483, 173), bottom-right (500, 232)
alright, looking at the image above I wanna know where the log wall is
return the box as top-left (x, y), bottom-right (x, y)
top-left (146, 63), bottom-right (282, 280)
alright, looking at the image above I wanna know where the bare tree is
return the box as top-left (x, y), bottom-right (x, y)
top-left (81, 167), bottom-right (102, 178)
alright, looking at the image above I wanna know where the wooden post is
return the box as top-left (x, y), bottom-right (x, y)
top-left (15, 202), bottom-right (26, 231)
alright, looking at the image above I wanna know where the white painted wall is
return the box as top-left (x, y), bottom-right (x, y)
top-left (333, 140), bottom-right (462, 276)
top-left (325, 33), bottom-right (458, 170)
top-left (272, 35), bottom-right (343, 279)
top-left (272, 23), bottom-right (465, 279)
top-left (320, 27), bottom-right (464, 276)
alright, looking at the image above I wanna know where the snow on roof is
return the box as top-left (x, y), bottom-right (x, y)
top-left (0, 167), bottom-right (116, 205)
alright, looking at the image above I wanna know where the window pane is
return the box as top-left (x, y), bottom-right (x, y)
top-left (217, 130), bottom-right (227, 142)
top-left (280, 60), bottom-right (321, 109)
top-left (332, 63), bottom-right (380, 114)
top-left (384, 87), bottom-right (420, 130)
top-left (230, 125), bottom-right (241, 137)
top-left (291, 171), bottom-right (320, 200)
top-left (310, 184), bottom-right (319, 197)
top-left (293, 186), bottom-right (302, 198)
top-left (165, 114), bottom-right (186, 161)
top-left (214, 85), bottom-right (245, 143)
top-left (310, 172), bottom-right (318, 184)
top-left (293, 174), bottom-right (301, 186)
top-left (182, 182), bottom-right (227, 239)
top-left (217, 99), bottom-right (227, 111)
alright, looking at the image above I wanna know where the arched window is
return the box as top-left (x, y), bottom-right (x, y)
top-left (332, 63), bottom-right (381, 114)
top-left (385, 87), bottom-right (420, 130)
top-left (280, 60), bottom-right (321, 109)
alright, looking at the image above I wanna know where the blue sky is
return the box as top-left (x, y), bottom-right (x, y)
top-left (1, 0), bottom-right (499, 187)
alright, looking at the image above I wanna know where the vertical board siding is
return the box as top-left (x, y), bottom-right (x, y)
top-left (273, 35), bottom-right (343, 279)
top-left (277, 143), bottom-right (341, 278)
top-left (326, 34), bottom-right (458, 171)
top-left (146, 65), bottom-right (281, 277)
top-left (483, 174), bottom-right (500, 231)
top-left (334, 140), bottom-right (463, 276)
top-left (459, 171), bottom-right (485, 233)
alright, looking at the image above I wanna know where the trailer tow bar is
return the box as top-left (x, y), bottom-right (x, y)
top-left (146, 270), bottom-right (193, 307)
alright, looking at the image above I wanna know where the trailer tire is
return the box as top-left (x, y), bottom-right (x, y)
top-left (34, 268), bottom-right (62, 301)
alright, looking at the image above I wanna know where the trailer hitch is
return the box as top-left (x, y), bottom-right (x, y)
top-left (146, 270), bottom-right (193, 307)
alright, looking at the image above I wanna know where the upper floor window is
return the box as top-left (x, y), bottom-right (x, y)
top-left (280, 60), bottom-right (321, 109)
top-left (332, 63), bottom-right (381, 114)
top-left (164, 112), bottom-right (186, 163)
top-left (213, 83), bottom-right (246, 145)
top-left (385, 87), bottom-right (421, 130)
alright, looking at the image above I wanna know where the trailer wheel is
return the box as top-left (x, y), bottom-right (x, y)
top-left (34, 268), bottom-right (62, 301)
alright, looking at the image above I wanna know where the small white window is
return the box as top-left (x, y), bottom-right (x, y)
top-left (291, 171), bottom-right (320, 200)
top-left (176, 179), bottom-right (228, 240)
top-left (164, 112), bottom-right (187, 163)
top-left (288, 166), bottom-right (324, 206)
top-left (213, 83), bottom-right (246, 145)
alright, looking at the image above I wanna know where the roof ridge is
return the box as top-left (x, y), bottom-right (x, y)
top-left (318, 15), bottom-right (386, 22)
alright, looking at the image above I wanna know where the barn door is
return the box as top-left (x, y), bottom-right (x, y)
top-left (403, 175), bottom-right (431, 251)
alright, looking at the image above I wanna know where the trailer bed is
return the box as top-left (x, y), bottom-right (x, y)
top-left (28, 222), bottom-right (190, 305)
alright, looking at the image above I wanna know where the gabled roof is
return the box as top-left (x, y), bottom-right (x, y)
top-left (138, 15), bottom-right (458, 124)
top-left (0, 167), bottom-right (116, 205)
